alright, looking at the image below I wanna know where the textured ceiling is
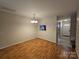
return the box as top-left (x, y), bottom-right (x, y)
top-left (0, 0), bottom-right (78, 17)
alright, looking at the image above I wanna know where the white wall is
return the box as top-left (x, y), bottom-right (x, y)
top-left (37, 16), bottom-right (56, 42)
top-left (0, 11), bottom-right (57, 49)
top-left (0, 11), bottom-right (37, 49)
top-left (76, 11), bottom-right (79, 58)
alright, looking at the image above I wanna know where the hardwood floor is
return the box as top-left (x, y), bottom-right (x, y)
top-left (0, 38), bottom-right (78, 59)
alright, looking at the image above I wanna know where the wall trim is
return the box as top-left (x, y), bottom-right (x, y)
top-left (0, 38), bottom-right (35, 49)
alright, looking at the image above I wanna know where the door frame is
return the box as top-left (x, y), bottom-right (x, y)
top-left (56, 13), bottom-right (77, 49)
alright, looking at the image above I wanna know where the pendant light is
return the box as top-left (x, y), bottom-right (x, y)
top-left (30, 14), bottom-right (38, 23)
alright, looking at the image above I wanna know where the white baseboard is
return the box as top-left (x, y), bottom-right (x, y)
top-left (0, 37), bottom-right (35, 49)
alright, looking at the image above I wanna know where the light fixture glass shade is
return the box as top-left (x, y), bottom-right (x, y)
top-left (34, 20), bottom-right (38, 23)
top-left (30, 20), bottom-right (35, 23)
top-left (30, 20), bottom-right (38, 23)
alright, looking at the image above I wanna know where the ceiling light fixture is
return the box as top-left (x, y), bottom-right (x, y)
top-left (30, 14), bottom-right (38, 24)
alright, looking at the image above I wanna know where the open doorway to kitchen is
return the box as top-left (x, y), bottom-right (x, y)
top-left (56, 13), bottom-right (77, 49)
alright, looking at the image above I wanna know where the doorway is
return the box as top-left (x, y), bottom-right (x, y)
top-left (56, 13), bottom-right (77, 49)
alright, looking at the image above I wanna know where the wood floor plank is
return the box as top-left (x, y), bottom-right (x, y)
top-left (0, 38), bottom-right (78, 59)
